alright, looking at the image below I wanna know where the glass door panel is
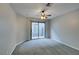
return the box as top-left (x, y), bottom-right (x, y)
top-left (38, 23), bottom-right (45, 38)
top-left (32, 22), bottom-right (45, 39)
top-left (32, 22), bottom-right (39, 39)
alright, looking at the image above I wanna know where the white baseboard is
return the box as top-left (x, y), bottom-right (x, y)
top-left (10, 44), bottom-right (17, 55)
top-left (11, 40), bottom-right (29, 55)
top-left (54, 39), bottom-right (79, 51)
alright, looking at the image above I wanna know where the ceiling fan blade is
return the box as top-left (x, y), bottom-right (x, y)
top-left (46, 3), bottom-right (51, 7)
top-left (46, 3), bottom-right (54, 7)
top-left (47, 14), bottom-right (51, 16)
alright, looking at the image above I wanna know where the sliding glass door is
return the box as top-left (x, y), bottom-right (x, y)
top-left (38, 23), bottom-right (45, 38)
top-left (32, 22), bottom-right (45, 39)
top-left (32, 22), bottom-right (39, 39)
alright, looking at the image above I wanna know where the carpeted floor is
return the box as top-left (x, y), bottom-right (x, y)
top-left (12, 39), bottom-right (79, 55)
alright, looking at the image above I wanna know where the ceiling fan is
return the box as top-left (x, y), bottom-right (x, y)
top-left (40, 3), bottom-right (52, 20)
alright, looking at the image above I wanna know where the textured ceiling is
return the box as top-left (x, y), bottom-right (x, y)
top-left (10, 3), bottom-right (79, 20)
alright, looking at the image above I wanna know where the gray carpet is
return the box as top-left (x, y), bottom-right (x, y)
top-left (12, 39), bottom-right (79, 55)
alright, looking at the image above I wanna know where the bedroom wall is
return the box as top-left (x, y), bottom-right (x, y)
top-left (0, 4), bottom-right (17, 55)
top-left (50, 9), bottom-right (79, 50)
top-left (0, 3), bottom-right (31, 55)
top-left (16, 14), bottom-right (31, 45)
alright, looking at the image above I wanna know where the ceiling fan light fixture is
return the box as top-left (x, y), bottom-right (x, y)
top-left (41, 16), bottom-right (47, 20)
top-left (43, 16), bottom-right (46, 19)
top-left (41, 12), bottom-right (45, 16)
top-left (41, 16), bottom-right (44, 20)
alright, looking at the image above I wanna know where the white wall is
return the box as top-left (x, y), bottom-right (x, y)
top-left (0, 4), bottom-right (31, 55)
top-left (0, 4), bottom-right (17, 55)
top-left (50, 9), bottom-right (79, 50)
top-left (16, 14), bottom-right (31, 45)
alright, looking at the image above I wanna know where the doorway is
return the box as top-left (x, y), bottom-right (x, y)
top-left (32, 22), bottom-right (45, 39)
